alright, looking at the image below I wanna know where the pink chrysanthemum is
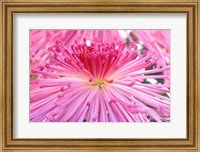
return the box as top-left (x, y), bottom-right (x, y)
top-left (30, 33), bottom-right (170, 122)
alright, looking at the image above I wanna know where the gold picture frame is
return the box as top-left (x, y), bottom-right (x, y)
top-left (0, 0), bottom-right (199, 151)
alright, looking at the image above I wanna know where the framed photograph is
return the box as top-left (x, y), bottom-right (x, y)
top-left (0, 0), bottom-right (199, 151)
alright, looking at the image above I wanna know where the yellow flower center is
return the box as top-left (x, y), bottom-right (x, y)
top-left (92, 80), bottom-right (106, 86)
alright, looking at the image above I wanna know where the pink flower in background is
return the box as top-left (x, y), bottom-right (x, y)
top-left (30, 30), bottom-right (170, 122)
top-left (131, 30), bottom-right (170, 66)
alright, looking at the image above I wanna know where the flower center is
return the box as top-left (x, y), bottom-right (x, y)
top-left (92, 80), bottom-right (106, 86)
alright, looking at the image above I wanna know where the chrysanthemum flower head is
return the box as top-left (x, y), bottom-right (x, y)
top-left (30, 35), bottom-right (170, 122)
